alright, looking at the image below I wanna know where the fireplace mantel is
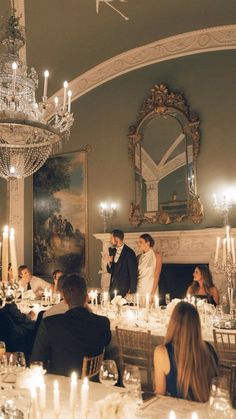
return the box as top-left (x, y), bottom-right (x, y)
top-left (94, 228), bottom-right (231, 293)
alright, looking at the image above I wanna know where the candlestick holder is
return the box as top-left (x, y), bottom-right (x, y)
top-left (99, 202), bottom-right (117, 233)
top-left (214, 246), bottom-right (236, 313)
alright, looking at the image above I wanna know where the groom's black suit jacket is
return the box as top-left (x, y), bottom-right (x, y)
top-left (108, 244), bottom-right (138, 298)
top-left (31, 307), bottom-right (111, 376)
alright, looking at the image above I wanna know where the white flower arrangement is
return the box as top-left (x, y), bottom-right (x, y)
top-left (88, 393), bottom-right (137, 419)
top-left (111, 295), bottom-right (127, 307)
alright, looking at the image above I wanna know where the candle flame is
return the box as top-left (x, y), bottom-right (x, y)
top-left (12, 62), bottom-right (17, 70)
top-left (44, 70), bottom-right (49, 78)
top-left (71, 371), bottom-right (77, 383)
top-left (63, 81), bottom-right (68, 88)
top-left (3, 225), bottom-right (9, 234)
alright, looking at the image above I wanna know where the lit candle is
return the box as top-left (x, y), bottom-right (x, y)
top-left (70, 371), bottom-right (77, 411)
top-left (30, 387), bottom-right (38, 419)
top-left (53, 380), bottom-right (60, 416)
top-left (114, 289), bottom-right (117, 299)
top-left (63, 80), bottom-right (68, 110)
top-left (154, 295), bottom-right (159, 309)
top-left (39, 382), bottom-right (46, 411)
top-left (214, 237), bottom-right (220, 264)
top-left (54, 96), bottom-right (59, 109)
top-left (67, 90), bottom-right (72, 113)
top-left (145, 293), bottom-right (150, 309)
top-left (9, 227), bottom-right (18, 281)
top-left (136, 293), bottom-right (139, 309)
top-left (231, 237), bottom-right (236, 264)
top-left (169, 411), bottom-right (176, 419)
top-left (103, 291), bottom-right (108, 306)
top-left (81, 377), bottom-right (89, 419)
top-left (226, 225), bottom-right (231, 254)
top-left (2, 225), bottom-right (9, 282)
top-left (223, 238), bottom-right (227, 266)
top-left (12, 62), bottom-right (17, 95)
top-left (43, 70), bottom-right (49, 100)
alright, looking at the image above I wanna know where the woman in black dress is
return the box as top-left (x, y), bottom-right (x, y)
top-left (186, 265), bottom-right (219, 306)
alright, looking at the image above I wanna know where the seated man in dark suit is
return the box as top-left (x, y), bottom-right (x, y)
top-left (0, 301), bottom-right (36, 361)
top-left (31, 273), bottom-right (111, 377)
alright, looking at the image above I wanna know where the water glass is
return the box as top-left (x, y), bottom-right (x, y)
top-left (165, 293), bottom-right (171, 305)
top-left (99, 360), bottom-right (118, 386)
top-left (9, 352), bottom-right (26, 374)
top-left (0, 354), bottom-right (8, 375)
top-left (0, 341), bottom-right (6, 356)
top-left (208, 377), bottom-right (234, 418)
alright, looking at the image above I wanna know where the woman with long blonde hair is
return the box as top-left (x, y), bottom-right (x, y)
top-left (154, 301), bottom-right (218, 402)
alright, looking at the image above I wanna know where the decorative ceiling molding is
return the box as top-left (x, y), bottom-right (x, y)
top-left (48, 24), bottom-right (236, 107)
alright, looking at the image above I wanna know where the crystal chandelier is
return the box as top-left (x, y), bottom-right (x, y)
top-left (0, 3), bottom-right (74, 179)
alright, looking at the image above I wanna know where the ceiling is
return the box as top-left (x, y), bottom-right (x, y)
top-left (1, 0), bottom-right (236, 97)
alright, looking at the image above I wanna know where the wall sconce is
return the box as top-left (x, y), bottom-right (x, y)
top-left (213, 191), bottom-right (236, 226)
top-left (99, 202), bottom-right (117, 233)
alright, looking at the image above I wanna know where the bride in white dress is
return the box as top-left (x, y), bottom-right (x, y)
top-left (137, 234), bottom-right (162, 302)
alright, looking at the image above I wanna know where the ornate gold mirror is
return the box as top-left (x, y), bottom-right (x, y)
top-left (128, 84), bottom-right (203, 226)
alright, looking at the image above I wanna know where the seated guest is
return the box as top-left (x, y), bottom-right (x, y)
top-left (186, 265), bottom-right (219, 305)
top-left (154, 301), bottom-right (218, 402)
top-left (43, 274), bottom-right (68, 319)
top-left (19, 265), bottom-right (51, 297)
top-left (51, 269), bottom-right (63, 293)
top-left (31, 273), bottom-right (111, 376)
top-left (0, 301), bottom-right (36, 361)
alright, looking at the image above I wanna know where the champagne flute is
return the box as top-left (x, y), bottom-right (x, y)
top-left (99, 360), bottom-right (118, 386)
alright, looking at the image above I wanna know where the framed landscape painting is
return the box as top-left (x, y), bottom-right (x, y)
top-left (33, 150), bottom-right (88, 279)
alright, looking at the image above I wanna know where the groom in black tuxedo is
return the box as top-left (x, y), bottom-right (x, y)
top-left (107, 229), bottom-right (138, 299)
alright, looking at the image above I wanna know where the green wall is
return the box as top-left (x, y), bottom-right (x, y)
top-left (5, 50), bottom-right (236, 285)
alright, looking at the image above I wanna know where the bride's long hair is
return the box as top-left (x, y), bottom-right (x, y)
top-left (164, 301), bottom-right (218, 402)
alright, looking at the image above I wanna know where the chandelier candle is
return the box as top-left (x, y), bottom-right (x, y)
top-left (63, 81), bottom-right (68, 110)
top-left (11, 61), bottom-right (17, 96)
top-left (43, 70), bottom-right (49, 101)
top-left (2, 225), bottom-right (9, 282)
top-left (9, 227), bottom-right (18, 281)
top-left (68, 90), bottom-right (72, 113)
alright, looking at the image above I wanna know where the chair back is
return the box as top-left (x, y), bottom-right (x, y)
top-left (230, 365), bottom-right (236, 409)
top-left (81, 352), bottom-right (104, 380)
top-left (213, 329), bottom-right (236, 367)
top-left (115, 326), bottom-right (153, 391)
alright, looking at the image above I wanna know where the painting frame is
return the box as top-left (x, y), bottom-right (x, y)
top-left (33, 147), bottom-right (89, 279)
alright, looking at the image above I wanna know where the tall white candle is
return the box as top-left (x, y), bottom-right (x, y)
top-left (70, 371), bottom-right (77, 410)
top-left (63, 81), bottom-right (68, 110)
top-left (43, 70), bottom-right (49, 100)
top-left (223, 238), bottom-right (227, 267)
top-left (9, 227), bottom-right (18, 281)
top-left (67, 90), bottom-right (72, 113)
top-left (226, 225), bottom-right (231, 254)
top-left (231, 237), bottom-right (236, 264)
top-left (95, 289), bottom-right (98, 306)
top-left (154, 294), bottom-right (159, 309)
top-left (214, 237), bottom-right (220, 264)
top-left (81, 377), bottom-right (89, 419)
top-left (145, 293), bottom-right (150, 309)
top-left (2, 225), bottom-right (9, 282)
top-left (0, 241), bottom-right (2, 265)
top-left (12, 62), bottom-right (17, 95)
top-left (53, 380), bottom-right (60, 416)
top-left (39, 382), bottom-right (46, 411)
top-left (103, 291), bottom-right (108, 306)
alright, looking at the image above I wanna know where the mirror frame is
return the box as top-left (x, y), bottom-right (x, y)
top-left (127, 84), bottom-right (204, 227)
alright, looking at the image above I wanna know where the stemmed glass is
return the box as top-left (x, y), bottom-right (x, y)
top-left (208, 377), bottom-right (234, 418)
top-left (122, 364), bottom-right (141, 399)
top-left (9, 352), bottom-right (26, 374)
top-left (99, 360), bottom-right (118, 387)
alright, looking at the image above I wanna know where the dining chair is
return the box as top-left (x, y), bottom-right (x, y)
top-left (230, 364), bottom-right (236, 408)
top-left (213, 329), bottom-right (236, 368)
top-left (115, 326), bottom-right (153, 391)
top-left (81, 352), bottom-right (104, 380)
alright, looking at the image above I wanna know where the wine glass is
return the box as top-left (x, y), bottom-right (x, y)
top-left (208, 377), bottom-right (234, 418)
top-left (123, 364), bottom-right (141, 392)
top-left (10, 352), bottom-right (26, 374)
top-left (99, 360), bottom-right (118, 386)
top-left (0, 341), bottom-right (6, 357)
